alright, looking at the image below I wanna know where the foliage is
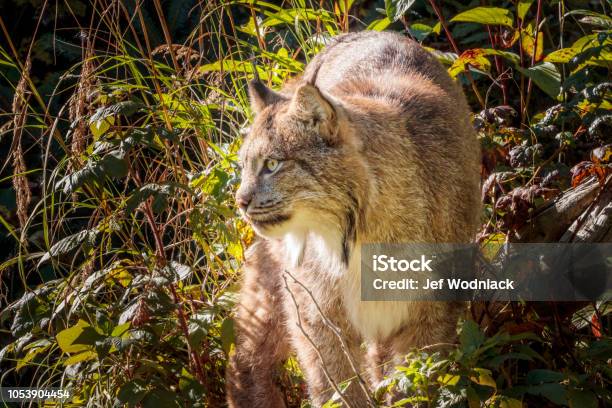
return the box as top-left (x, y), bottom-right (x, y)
top-left (0, 0), bottom-right (610, 407)
top-left (370, 320), bottom-right (611, 407)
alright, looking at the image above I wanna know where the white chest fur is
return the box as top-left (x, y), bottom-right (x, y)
top-left (283, 224), bottom-right (415, 342)
top-left (340, 245), bottom-right (415, 341)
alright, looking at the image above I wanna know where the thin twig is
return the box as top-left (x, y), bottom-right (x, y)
top-left (523, 0), bottom-right (543, 119)
top-left (142, 201), bottom-right (208, 393)
top-left (281, 274), bottom-right (356, 408)
top-left (428, 0), bottom-right (485, 108)
top-left (284, 270), bottom-right (377, 408)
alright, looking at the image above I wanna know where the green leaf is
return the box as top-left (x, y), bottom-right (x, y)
top-left (408, 23), bottom-right (433, 42)
top-left (100, 151), bottom-right (128, 178)
top-left (517, 62), bottom-right (561, 98)
top-left (568, 389), bottom-right (598, 408)
top-left (125, 183), bottom-right (173, 214)
top-left (141, 388), bottom-right (179, 408)
top-left (580, 337), bottom-right (612, 360)
top-left (384, 0), bottom-right (416, 22)
top-left (116, 380), bottom-right (147, 407)
top-left (520, 25), bottom-right (544, 62)
top-left (191, 167), bottom-right (230, 201)
top-left (517, 0), bottom-right (534, 20)
top-left (16, 343), bottom-right (51, 371)
top-left (460, 320), bottom-right (485, 353)
top-left (437, 373), bottom-right (460, 386)
top-left (432, 21), bottom-right (441, 34)
top-left (161, 261), bottom-right (192, 283)
top-left (451, 7), bottom-right (514, 28)
top-left (91, 101), bottom-right (142, 121)
top-left (426, 48), bottom-right (458, 66)
top-left (367, 17), bottom-right (392, 31)
top-left (188, 310), bottom-right (215, 347)
top-left (9, 287), bottom-right (52, 336)
top-left (526, 369), bottom-right (565, 385)
top-left (55, 150), bottom-right (129, 194)
top-left (526, 383), bottom-right (567, 405)
top-left (111, 322), bottom-right (131, 337)
top-left (178, 367), bottom-right (206, 398)
top-left (220, 317), bottom-right (235, 356)
top-left (500, 398), bottom-right (523, 408)
top-left (3, 346), bottom-right (14, 366)
top-left (470, 368), bottom-right (497, 389)
top-left (38, 229), bottom-right (99, 266)
top-left (466, 386), bottom-right (480, 408)
top-left (484, 352), bottom-right (534, 367)
top-left (56, 320), bottom-right (104, 354)
top-left (262, 8), bottom-right (335, 28)
top-left (565, 9), bottom-right (612, 29)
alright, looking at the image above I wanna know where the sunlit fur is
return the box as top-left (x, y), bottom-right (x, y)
top-left (227, 31), bottom-right (481, 407)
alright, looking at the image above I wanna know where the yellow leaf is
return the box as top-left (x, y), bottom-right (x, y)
top-left (367, 17), bottom-right (392, 31)
top-left (507, 29), bottom-right (520, 47)
top-left (517, 0), bottom-right (534, 20)
top-left (63, 350), bottom-right (97, 366)
top-left (449, 49), bottom-right (492, 78)
top-left (111, 322), bottom-right (131, 337)
top-left (545, 47), bottom-right (579, 63)
top-left (591, 144), bottom-right (612, 164)
top-left (16, 344), bottom-right (50, 371)
top-left (438, 374), bottom-right (461, 386)
top-left (480, 233), bottom-right (505, 261)
top-left (470, 368), bottom-right (497, 389)
top-left (89, 116), bottom-right (114, 139)
top-left (226, 240), bottom-right (244, 261)
top-left (521, 28), bottom-right (544, 61)
top-left (109, 267), bottom-right (132, 287)
top-left (56, 320), bottom-right (102, 354)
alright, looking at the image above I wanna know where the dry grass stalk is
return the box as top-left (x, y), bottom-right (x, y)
top-left (69, 32), bottom-right (96, 165)
top-left (11, 57), bottom-right (32, 231)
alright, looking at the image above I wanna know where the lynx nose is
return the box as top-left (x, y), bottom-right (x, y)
top-left (236, 190), bottom-right (253, 212)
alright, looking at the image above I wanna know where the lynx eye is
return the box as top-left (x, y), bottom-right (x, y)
top-left (264, 158), bottom-right (281, 174)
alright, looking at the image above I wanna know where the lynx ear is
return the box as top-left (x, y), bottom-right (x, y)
top-left (248, 79), bottom-right (282, 114)
top-left (288, 84), bottom-right (336, 125)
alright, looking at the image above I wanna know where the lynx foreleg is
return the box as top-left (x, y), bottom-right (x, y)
top-left (226, 242), bottom-right (290, 408)
top-left (282, 274), bottom-right (372, 408)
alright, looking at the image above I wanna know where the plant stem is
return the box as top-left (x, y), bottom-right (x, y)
top-left (428, 0), bottom-right (485, 108)
top-left (523, 0), bottom-right (543, 120)
top-left (143, 201), bottom-right (208, 392)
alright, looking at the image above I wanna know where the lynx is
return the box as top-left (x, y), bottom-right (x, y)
top-left (226, 31), bottom-right (480, 407)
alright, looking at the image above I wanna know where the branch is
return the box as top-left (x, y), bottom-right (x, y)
top-left (281, 274), bottom-right (357, 408)
top-left (284, 270), bottom-right (377, 408)
top-left (514, 176), bottom-right (608, 243)
top-left (427, 0), bottom-right (485, 108)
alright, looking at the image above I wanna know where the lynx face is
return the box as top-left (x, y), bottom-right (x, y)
top-left (236, 81), bottom-right (350, 240)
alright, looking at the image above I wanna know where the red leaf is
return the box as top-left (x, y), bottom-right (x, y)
top-left (591, 313), bottom-right (602, 338)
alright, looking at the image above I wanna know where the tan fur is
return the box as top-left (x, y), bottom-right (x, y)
top-left (226, 31), bottom-right (480, 407)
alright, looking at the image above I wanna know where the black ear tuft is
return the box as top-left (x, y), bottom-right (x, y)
top-left (247, 79), bottom-right (283, 114)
